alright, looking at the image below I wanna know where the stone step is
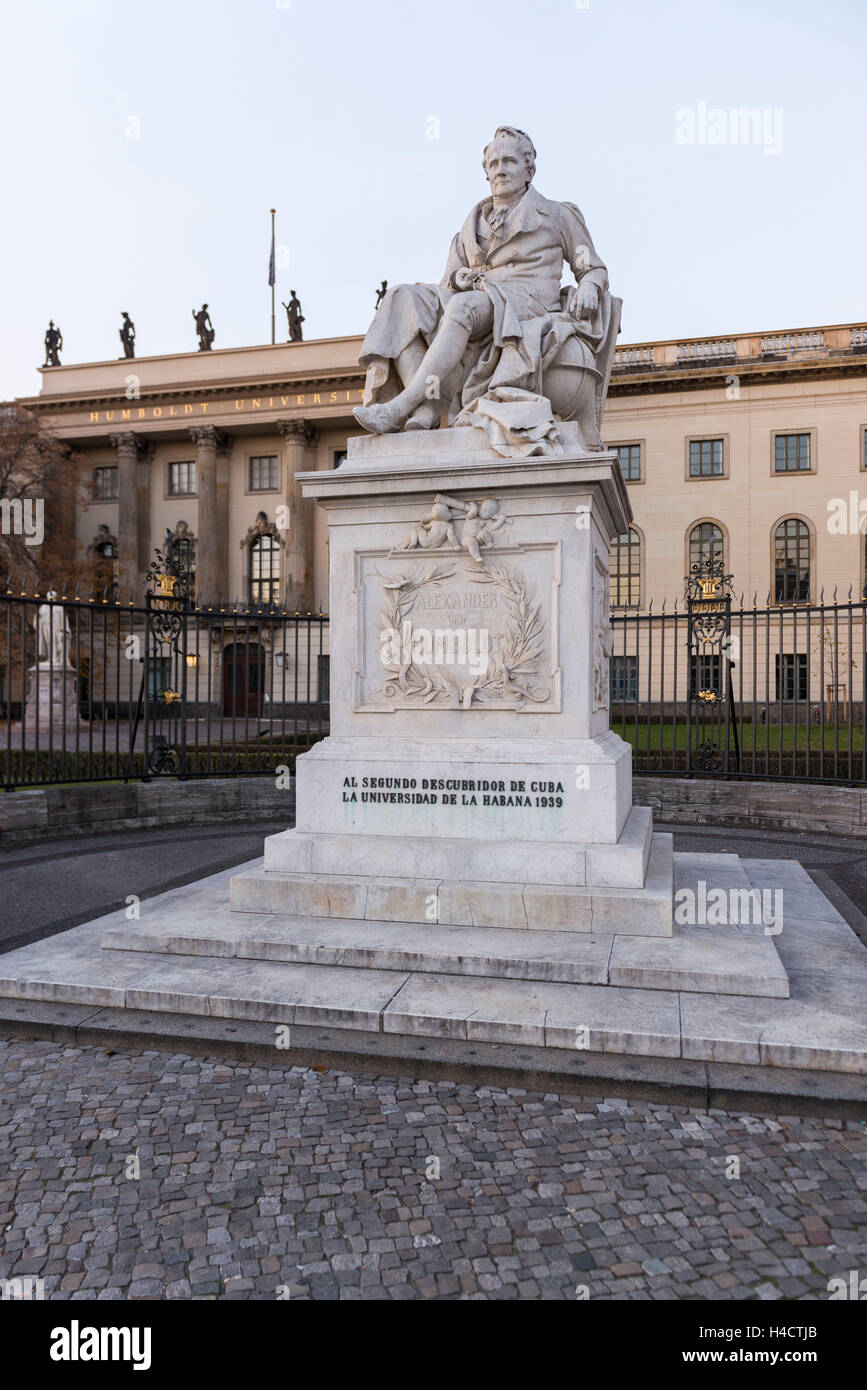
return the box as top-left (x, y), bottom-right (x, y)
top-left (100, 912), bottom-right (789, 998)
top-left (0, 926), bottom-right (860, 1072)
top-left (263, 805), bottom-right (654, 890)
top-left (230, 834), bottom-right (675, 937)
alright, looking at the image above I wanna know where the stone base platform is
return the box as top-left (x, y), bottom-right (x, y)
top-left (231, 828), bottom-right (671, 936)
top-left (0, 852), bottom-right (865, 1108)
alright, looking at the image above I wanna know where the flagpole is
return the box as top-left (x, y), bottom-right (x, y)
top-left (270, 209), bottom-right (276, 345)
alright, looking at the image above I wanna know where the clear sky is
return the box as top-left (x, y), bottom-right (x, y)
top-left (2, 0), bottom-right (865, 399)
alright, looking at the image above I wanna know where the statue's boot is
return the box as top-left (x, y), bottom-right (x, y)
top-left (405, 402), bottom-right (441, 431)
top-left (354, 398), bottom-right (410, 434)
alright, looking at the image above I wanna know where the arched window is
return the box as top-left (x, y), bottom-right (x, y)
top-left (688, 521), bottom-right (724, 575)
top-left (250, 533), bottom-right (281, 605)
top-left (774, 519), bottom-right (810, 603)
top-left (609, 529), bottom-right (641, 609)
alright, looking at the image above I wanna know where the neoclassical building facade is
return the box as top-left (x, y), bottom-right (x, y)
top-left (14, 318), bottom-right (867, 619)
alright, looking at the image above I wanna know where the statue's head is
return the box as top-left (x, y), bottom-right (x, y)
top-left (483, 126), bottom-right (536, 198)
top-left (478, 499), bottom-right (499, 519)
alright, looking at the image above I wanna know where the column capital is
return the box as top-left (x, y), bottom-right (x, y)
top-left (109, 431), bottom-right (151, 459)
top-left (188, 425), bottom-right (231, 450)
top-left (278, 419), bottom-right (318, 448)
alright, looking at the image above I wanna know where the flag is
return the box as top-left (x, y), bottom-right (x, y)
top-left (268, 213), bottom-right (276, 288)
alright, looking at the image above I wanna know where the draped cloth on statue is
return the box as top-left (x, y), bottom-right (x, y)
top-left (359, 184), bottom-right (611, 452)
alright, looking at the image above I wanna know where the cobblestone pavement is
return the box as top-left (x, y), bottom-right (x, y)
top-left (1, 1039), bottom-right (865, 1301)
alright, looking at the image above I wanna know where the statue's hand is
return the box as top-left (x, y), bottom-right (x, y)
top-left (568, 282), bottom-right (600, 320)
top-left (455, 266), bottom-right (484, 292)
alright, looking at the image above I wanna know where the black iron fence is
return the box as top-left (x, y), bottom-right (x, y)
top-left (1, 587), bottom-right (865, 790)
top-left (611, 591), bottom-right (867, 782)
top-left (1, 588), bottom-right (329, 790)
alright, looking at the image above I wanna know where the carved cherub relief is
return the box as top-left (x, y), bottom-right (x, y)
top-left (395, 494), bottom-right (509, 563)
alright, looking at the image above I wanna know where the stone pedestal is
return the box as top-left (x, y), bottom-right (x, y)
top-left (233, 423), bottom-right (673, 935)
top-left (25, 664), bottom-right (79, 730)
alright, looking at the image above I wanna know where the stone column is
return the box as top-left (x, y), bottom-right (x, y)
top-left (110, 432), bottom-right (150, 599)
top-left (278, 421), bottom-right (319, 610)
top-left (189, 427), bottom-right (229, 605)
top-left (215, 434), bottom-right (232, 603)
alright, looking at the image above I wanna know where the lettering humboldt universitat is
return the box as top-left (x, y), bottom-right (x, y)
top-left (86, 389), bottom-right (364, 424)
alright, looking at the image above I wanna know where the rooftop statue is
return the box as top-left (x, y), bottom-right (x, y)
top-left (354, 126), bottom-right (620, 458)
top-left (43, 320), bottom-right (62, 367)
top-left (193, 303), bottom-right (215, 351)
top-left (283, 291), bottom-right (305, 343)
top-left (119, 311), bottom-right (136, 360)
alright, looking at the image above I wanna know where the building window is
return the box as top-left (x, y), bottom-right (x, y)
top-left (147, 655), bottom-right (174, 702)
top-left (610, 655), bottom-right (638, 703)
top-left (94, 467), bottom-right (118, 500)
top-left (249, 533), bottom-right (281, 605)
top-left (249, 456), bottom-right (279, 492)
top-left (614, 444), bottom-right (641, 483)
top-left (333, 450), bottom-right (347, 469)
top-left (774, 432), bottom-right (811, 473)
top-left (688, 521), bottom-right (724, 574)
top-left (168, 461), bottom-right (197, 496)
top-left (609, 529), bottom-right (641, 609)
top-left (863, 428), bottom-right (867, 472)
top-left (689, 438), bottom-right (724, 478)
top-left (690, 653), bottom-right (722, 698)
top-left (775, 654), bottom-right (808, 702)
top-left (774, 518), bottom-right (811, 603)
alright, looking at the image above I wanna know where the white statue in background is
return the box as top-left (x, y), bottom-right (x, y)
top-left (36, 593), bottom-right (73, 669)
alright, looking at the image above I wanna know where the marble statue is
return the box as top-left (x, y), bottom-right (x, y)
top-left (354, 125), bottom-right (619, 458)
top-left (36, 594), bottom-right (72, 669)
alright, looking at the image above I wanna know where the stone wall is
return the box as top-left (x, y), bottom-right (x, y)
top-left (0, 778), bottom-right (293, 844)
top-left (633, 777), bottom-right (867, 838)
top-left (1, 774), bottom-right (864, 844)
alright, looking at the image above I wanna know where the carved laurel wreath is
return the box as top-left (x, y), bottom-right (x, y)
top-left (378, 561), bottom-right (549, 709)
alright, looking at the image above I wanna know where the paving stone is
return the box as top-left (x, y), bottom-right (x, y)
top-left (0, 1036), bottom-right (863, 1302)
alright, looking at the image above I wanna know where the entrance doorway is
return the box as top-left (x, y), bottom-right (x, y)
top-left (222, 642), bottom-right (265, 718)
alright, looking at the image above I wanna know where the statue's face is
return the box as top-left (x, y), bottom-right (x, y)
top-left (484, 136), bottom-right (527, 200)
